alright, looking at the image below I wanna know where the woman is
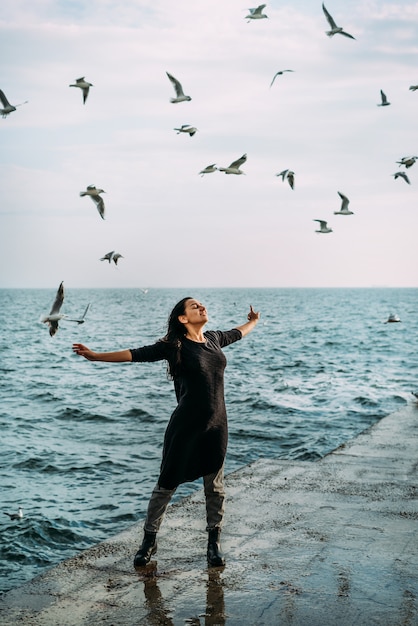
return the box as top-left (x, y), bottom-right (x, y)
top-left (72, 297), bottom-right (259, 568)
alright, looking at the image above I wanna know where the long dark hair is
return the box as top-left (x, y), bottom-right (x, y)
top-left (162, 297), bottom-right (192, 379)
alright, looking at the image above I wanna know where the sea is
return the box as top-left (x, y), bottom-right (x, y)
top-left (1, 287), bottom-right (417, 593)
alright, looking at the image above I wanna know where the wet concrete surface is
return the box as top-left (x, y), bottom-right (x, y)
top-left (1, 404), bottom-right (417, 625)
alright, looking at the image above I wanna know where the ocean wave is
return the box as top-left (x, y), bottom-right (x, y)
top-left (54, 406), bottom-right (116, 422)
top-left (122, 407), bottom-right (156, 421)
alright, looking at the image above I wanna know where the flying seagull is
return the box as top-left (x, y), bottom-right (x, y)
top-left (246, 4), bottom-right (268, 21)
top-left (219, 153), bottom-right (247, 175)
top-left (409, 85), bottom-right (418, 91)
top-left (393, 171), bottom-right (410, 185)
top-left (4, 507), bottom-right (23, 521)
top-left (276, 169), bottom-right (295, 189)
top-left (40, 282), bottom-right (90, 335)
top-left (174, 124), bottom-right (197, 137)
top-left (334, 191), bottom-right (353, 214)
top-left (66, 304), bottom-right (90, 325)
top-left (377, 90), bottom-right (390, 106)
top-left (79, 185), bottom-right (106, 219)
top-left (40, 281), bottom-right (65, 336)
top-left (69, 77), bottom-right (93, 104)
top-left (314, 219), bottom-right (333, 233)
top-left (100, 251), bottom-right (123, 266)
top-left (0, 89), bottom-right (28, 118)
top-left (396, 156), bottom-right (418, 168)
top-left (166, 72), bottom-right (191, 103)
top-left (322, 4), bottom-right (355, 39)
top-left (199, 164), bottom-right (218, 176)
top-left (270, 70), bottom-right (294, 88)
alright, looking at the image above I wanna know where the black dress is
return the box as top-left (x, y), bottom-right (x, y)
top-left (130, 329), bottom-right (242, 489)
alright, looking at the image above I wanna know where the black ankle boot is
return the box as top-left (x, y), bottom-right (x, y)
top-left (207, 528), bottom-right (225, 567)
top-left (134, 531), bottom-right (157, 567)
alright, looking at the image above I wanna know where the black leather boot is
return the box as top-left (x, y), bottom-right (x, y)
top-left (207, 527), bottom-right (225, 567)
top-left (133, 531), bottom-right (157, 567)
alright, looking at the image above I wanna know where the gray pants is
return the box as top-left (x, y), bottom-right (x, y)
top-left (144, 465), bottom-right (225, 533)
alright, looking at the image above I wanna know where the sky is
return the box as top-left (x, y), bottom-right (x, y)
top-left (1, 0), bottom-right (418, 289)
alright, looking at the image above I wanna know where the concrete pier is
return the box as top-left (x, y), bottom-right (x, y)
top-left (1, 404), bottom-right (417, 625)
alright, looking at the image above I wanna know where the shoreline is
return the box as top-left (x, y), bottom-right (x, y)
top-left (1, 403), bottom-right (417, 625)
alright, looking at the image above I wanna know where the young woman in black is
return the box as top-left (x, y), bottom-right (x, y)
top-left (73, 297), bottom-right (259, 567)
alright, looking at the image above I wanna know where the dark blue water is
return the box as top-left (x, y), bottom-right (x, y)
top-left (1, 287), bottom-right (417, 592)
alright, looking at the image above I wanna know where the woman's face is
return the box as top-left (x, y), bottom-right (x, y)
top-left (180, 299), bottom-right (208, 325)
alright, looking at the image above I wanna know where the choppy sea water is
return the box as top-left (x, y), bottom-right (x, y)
top-left (1, 287), bottom-right (417, 593)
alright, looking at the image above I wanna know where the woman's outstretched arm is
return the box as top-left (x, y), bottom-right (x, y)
top-left (235, 305), bottom-right (260, 337)
top-left (72, 343), bottom-right (133, 362)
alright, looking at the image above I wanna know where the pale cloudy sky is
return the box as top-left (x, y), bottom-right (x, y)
top-left (1, 0), bottom-right (417, 288)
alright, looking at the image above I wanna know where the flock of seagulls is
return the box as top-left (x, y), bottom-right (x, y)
top-left (2, 4), bottom-right (416, 297)
top-left (159, 5), bottom-right (415, 236)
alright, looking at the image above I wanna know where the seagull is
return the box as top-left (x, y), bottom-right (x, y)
top-left (67, 303), bottom-right (90, 324)
top-left (199, 164), bottom-right (218, 176)
top-left (4, 507), bottom-right (23, 521)
top-left (0, 89), bottom-right (28, 118)
top-left (396, 156), bottom-right (418, 169)
top-left (100, 251), bottom-right (123, 265)
top-left (334, 191), bottom-right (353, 214)
top-left (100, 251), bottom-right (115, 263)
top-left (270, 70), bottom-right (294, 87)
top-left (322, 3), bottom-right (355, 39)
top-left (79, 185), bottom-right (106, 219)
top-left (314, 219), bottom-right (333, 233)
top-left (246, 4), bottom-right (268, 21)
top-left (219, 154), bottom-right (247, 175)
top-left (69, 77), bottom-right (93, 104)
top-left (393, 171), bottom-right (410, 185)
top-left (377, 90), bottom-right (390, 106)
top-left (40, 281), bottom-right (65, 336)
top-left (276, 169), bottom-right (295, 189)
top-left (166, 72), bottom-right (191, 103)
top-left (409, 85), bottom-right (418, 91)
top-left (174, 124), bottom-right (198, 137)
top-left (40, 282), bottom-right (90, 335)
top-left (384, 313), bottom-right (401, 323)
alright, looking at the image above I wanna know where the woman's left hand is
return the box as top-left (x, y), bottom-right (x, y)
top-left (247, 305), bottom-right (260, 322)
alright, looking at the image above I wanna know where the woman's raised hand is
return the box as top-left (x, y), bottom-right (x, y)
top-left (247, 305), bottom-right (260, 322)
